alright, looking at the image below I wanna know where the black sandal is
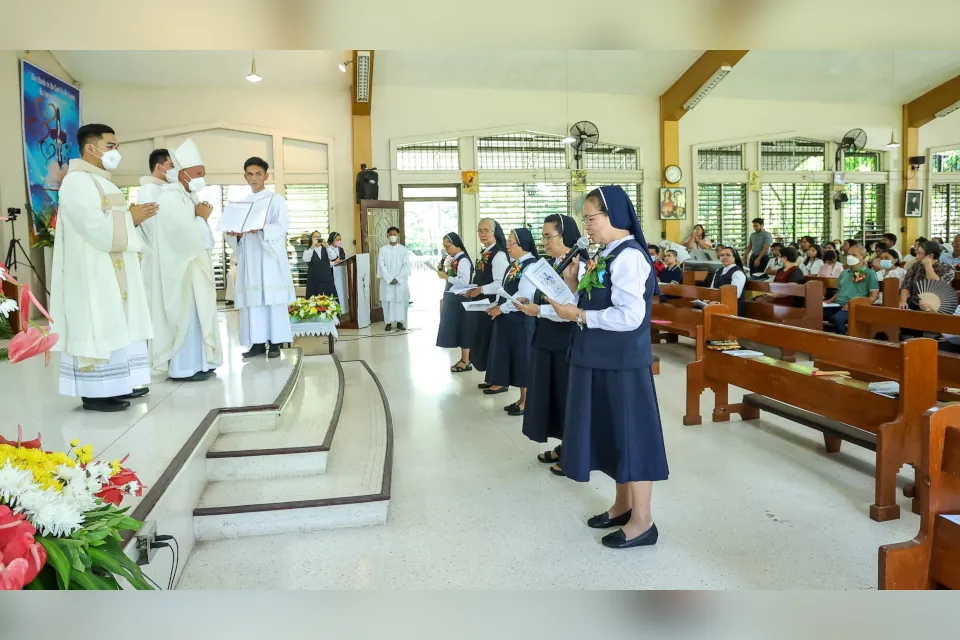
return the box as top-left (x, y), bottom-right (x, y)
top-left (450, 361), bottom-right (473, 373)
top-left (537, 448), bottom-right (560, 464)
top-left (549, 465), bottom-right (565, 476)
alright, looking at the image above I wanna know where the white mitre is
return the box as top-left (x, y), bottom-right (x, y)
top-left (172, 138), bottom-right (205, 169)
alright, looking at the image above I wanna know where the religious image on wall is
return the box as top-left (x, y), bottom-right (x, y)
top-left (20, 59), bottom-right (81, 238)
top-left (461, 171), bottom-right (479, 194)
top-left (571, 170), bottom-right (587, 193)
top-left (659, 187), bottom-right (686, 220)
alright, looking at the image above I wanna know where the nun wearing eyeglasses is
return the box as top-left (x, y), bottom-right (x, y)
top-left (516, 214), bottom-right (587, 475)
top-left (463, 218), bottom-right (510, 375)
top-left (483, 228), bottom-right (539, 416)
top-left (436, 232), bottom-right (475, 372)
top-left (547, 186), bottom-right (668, 550)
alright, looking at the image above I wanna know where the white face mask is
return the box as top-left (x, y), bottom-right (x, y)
top-left (164, 167), bottom-right (179, 184)
top-left (846, 255), bottom-right (860, 266)
top-left (186, 176), bottom-right (206, 192)
top-left (388, 235), bottom-right (399, 244)
top-left (94, 146), bottom-right (122, 170)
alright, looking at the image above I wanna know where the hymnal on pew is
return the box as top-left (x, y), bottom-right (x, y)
top-left (218, 199), bottom-right (271, 234)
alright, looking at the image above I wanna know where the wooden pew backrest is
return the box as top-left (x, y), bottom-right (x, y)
top-left (682, 270), bottom-right (709, 286)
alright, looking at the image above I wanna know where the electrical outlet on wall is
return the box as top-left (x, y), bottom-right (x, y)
top-left (135, 520), bottom-right (158, 566)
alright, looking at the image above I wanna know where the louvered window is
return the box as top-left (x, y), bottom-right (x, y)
top-left (478, 182), bottom-right (569, 252)
top-left (760, 139), bottom-right (826, 172)
top-left (697, 183), bottom-right (747, 249)
top-left (760, 183), bottom-right (830, 243)
top-left (842, 183), bottom-right (886, 246)
top-left (397, 139), bottom-right (460, 170)
top-left (931, 184), bottom-right (960, 240)
top-left (477, 132), bottom-right (566, 170)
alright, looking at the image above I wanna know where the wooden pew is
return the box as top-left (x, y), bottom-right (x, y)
top-left (879, 404), bottom-right (960, 589)
top-left (741, 280), bottom-right (824, 362)
top-left (651, 284), bottom-right (738, 345)
top-left (685, 305), bottom-right (938, 521)
top-left (682, 270), bottom-right (710, 286)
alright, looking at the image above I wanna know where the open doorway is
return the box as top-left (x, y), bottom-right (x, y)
top-left (400, 185), bottom-right (461, 313)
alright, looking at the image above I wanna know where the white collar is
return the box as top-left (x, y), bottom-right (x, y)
top-left (451, 251), bottom-right (464, 260)
top-left (600, 236), bottom-right (632, 257)
top-left (721, 264), bottom-right (737, 273)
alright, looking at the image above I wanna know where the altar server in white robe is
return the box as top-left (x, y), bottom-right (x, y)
top-left (378, 226), bottom-right (411, 331)
top-left (146, 138), bottom-right (223, 380)
top-left (50, 124), bottom-right (158, 412)
top-left (226, 156), bottom-right (295, 359)
top-left (135, 148), bottom-right (175, 304)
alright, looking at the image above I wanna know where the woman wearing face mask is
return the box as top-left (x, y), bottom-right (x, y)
top-left (463, 219), bottom-right (509, 377)
top-left (899, 240), bottom-right (954, 310)
top-left (436, 232), bottom-right (474, 372)
top-left (516, 215), bottom-right (587, 473)
top-left (546, 186), bottom-right (668, 550)
top-left (482, 228), bottom-right (539, 416)
top-left (874, 249), bottom-right (906, 305)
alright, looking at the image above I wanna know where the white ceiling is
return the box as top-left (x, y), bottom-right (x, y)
top-left (51, 50), bottom-right (960, 104)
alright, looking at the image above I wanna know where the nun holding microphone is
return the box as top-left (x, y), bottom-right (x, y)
top-left (516, 214), bottom-right (587, 475)
top-left (546, 186), bottom-right (669, 550)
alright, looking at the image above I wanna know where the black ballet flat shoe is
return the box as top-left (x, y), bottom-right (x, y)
top-left (116, 387), bottom-right (149, 400)
top-left (507, 406), bottom-right (525, 417)
top-left (268, 346), bottom-right (281, 359)
top-left (601, 524), bottom-right (659, 549)
top-left (587, 509), bottom-right (632, 529)
top-left (242, 344), bottom-right (267, 358)
top-left (477, 383), bottom-right (492, 390)
top-left (172, 371), bottom-right (213, 382)
top-left (503, 402), bottom-right (519, 412)
top-left (82, 397), bottom-right (130, 412)
top-left (482, 387), bottom-right (508, 396)
top-left (549, 465), bottom-right (565, 476)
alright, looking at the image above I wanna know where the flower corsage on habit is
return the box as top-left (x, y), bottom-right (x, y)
top-left (505, 260), bottom-right (524, 282)
top-left (577, 256), bottom-right (608, 299)
top-left (476, 250), bottom-right (491, 273)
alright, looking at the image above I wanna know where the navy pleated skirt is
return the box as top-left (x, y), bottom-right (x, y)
top-left (484, 316), bottom-right (534, 388)
top-left (436, 291), bottom-right (471, 348)
top-left (521, 347), bottom-right (568, 443)
top-left (560, 365), bottom-right (669, 484)
top-left (470, 311), bottom-right (495, 372)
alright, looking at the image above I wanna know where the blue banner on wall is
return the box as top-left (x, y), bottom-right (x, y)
top-left (20, 59), bottom-right (81, 236)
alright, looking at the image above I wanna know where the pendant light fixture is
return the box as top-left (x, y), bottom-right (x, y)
top-left (886, 51), bottom-right (899, 148)
top-left (246, 51), bottom-right (262, 83)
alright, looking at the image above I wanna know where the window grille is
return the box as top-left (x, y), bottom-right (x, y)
top-left (697, 145), bottom-right (744, 171)
top-left (842, 183), bottom-right (886, 246)
top-left (478, 182), bottom-right (569, 252)
top-left (583, 143), bottom-right (639, 170)
top-left (931, 184), bottom-right (960, 239)
top-left (760, 138), bottom-right (826, 172)
top-left (697, 183), bottom-right (747, 249)
top-left (477, 132), bottom-right (566, 170)
top-left (584, 183), bottom-right (642, 216)
top-left (396, 139), bottom-right (460, 171)
top-left (759, 182), bottom-right (830, 243)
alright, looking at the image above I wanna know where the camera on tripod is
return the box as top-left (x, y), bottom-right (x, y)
top-left (6, 207), bottom-right (20, 221)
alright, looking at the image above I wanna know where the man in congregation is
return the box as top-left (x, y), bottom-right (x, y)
top-left (377, 226), bottom-right (411, 331)
top-left (822, 245), bottom-right (879, 335)
top-left (50, 124), bottom-right (157, 412)
top-left (228, 157), bottom-right (295, 359)
top-left (141, 139), bottom-right (223, 380)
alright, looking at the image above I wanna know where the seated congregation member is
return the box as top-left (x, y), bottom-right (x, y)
top-left (763, 242), bottom-right (783, 278)
top-left (303, 231), bottom-right (337, 298)
top-left (709, 246), bottom-right (746, 314)
top-left (547, 186), bottom-right (668, 549)
top-left (756, 245), bottom-right (803, 307)
top-left (824, 241), bottom-right (839, 256)
top-left (647, 244), bottom-right (665, 276)
top-left (940, 234), bottom-right (960, 268)
top-left (799, 243), bottom-right (823, 276)
top-left (818, 248), bottom-right (843, 278)
top-left (518, 215), bottom-right (587, 474)
top-left (683, 223), bottom-right (713, 252)
top-left (823, 246), bottom-right (879, 334)
top-left (464, 219), bottom-right (509, 377)
top-left (658, 249), bottom-right (683, 285)
top-left (877, 249), bottom-right (906, 285)
top-left (903, 236), bottom-right (927, 269)
top-left (898, 240), bottom-right (954, 310)
top-left (482, 228), bottom-right (539, 416)
top-left (436, 232), bottom-right (474, 373)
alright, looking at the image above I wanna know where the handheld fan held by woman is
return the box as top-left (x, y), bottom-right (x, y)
top-left (916, 279), bottom-right (959, 315)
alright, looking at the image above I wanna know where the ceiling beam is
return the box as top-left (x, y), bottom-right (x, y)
top-left (660, 50), bottom-right (749, 122)
top-left (904, 73), bottom-right (960, 128)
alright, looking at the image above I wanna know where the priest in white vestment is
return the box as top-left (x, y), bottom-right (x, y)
top-left (377, 226), bottom-right (411, 331)
top-left (135, 148), bottom-right (175, 305)
top-left (50, 124), bottom-right (158, 412)
top-left (143, 139), bottom-right (223, 380)
top-left (226, 156), bottom-right (295, 359)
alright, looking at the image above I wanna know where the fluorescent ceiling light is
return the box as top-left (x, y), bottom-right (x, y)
top-left (935, 99), bottom-right (960, 119)
top-left (683, 66), bottom-right (732, 111)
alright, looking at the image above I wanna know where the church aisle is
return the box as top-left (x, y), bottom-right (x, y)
top-left (175, 308), bottom-right (920, 589)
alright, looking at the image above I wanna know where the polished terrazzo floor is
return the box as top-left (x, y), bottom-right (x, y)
top-left (175, 296), bottom-right (921, 589)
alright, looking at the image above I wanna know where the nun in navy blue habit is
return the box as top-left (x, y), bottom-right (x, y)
top-left (482, 227), bottom-right (539, 416)
top-left (547, 186), bottom-right (669, 550)
top-left (436, 232), bottom-right (475, 371)
top-left (517, 214), bottom-right (587, 474)
top-left (463, 218), bottom-right (510, 376)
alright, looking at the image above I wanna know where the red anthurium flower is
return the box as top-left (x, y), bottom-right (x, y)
top-left (0, 506), bottom-right (47, 590)
top-left (8, 326), bottom-right (58, 364)
top-left (0, 425), bottom-right (42, 449)
top-left (96, 465), bottom-right (145, 507)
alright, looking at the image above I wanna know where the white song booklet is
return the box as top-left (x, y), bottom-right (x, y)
top-left (522, 258), bottom-right (577, 306)
top-left (217, 197), bottom-right (271, 234)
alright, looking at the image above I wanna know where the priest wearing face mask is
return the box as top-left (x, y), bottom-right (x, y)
top-left (377, 227), bottom-right (411, 331)
top-left (50, 124), bottom-right (158, 412)
top-left (145, 138), bottom-right (223, 381)
top-left (226, 157), bottom-right (295, 359)
top-left (135, 148), bottom-right (175, 304)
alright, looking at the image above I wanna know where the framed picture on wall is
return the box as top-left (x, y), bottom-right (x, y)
top-left (659, 187), bottom-right (686, 220)
top-left (904, 189), bottom-right (923, 218)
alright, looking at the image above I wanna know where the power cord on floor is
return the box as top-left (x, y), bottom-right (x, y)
top-left (335, 328), bottom-right (419, 342)
top-left (150, 534), bottom-right (180, 590)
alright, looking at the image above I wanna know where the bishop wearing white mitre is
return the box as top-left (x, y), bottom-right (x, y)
top-left (142, 138), bottom-right (222, 381)
top-left (50, 123), bottom-right (157, 412)
top-left (226, 156), bottom-right (295, 359)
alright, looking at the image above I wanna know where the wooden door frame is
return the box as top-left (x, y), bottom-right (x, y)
top-left (359, 199), bottom-right (404, 254)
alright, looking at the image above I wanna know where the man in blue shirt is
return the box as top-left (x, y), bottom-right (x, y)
top-left (658, 249), bottom-right (683, 285)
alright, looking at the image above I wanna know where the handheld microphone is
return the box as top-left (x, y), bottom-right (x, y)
top-left (554, 237), bottom-right (590, 274)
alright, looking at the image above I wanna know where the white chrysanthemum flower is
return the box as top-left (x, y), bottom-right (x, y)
top-left (85, 461), bottom-right (113, 484)
top-left (0, 297), bottom-right (18, 318)
top-left (15, 488), bottom-right (85, 537)
top-left (0, 461), bottom-right (36, 504)
top-left (124, 481), bottom-right (140, 495)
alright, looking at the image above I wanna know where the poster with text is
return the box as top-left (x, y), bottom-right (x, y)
top-left (20, 59), bottom-right (81, 237)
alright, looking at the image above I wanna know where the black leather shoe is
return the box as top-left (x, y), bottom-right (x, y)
top-left (503, 402), bottom-right (519, 412)
top-left (587, 509), bottom-right (632, 529)
top-left (507, 406), bottom-right (525, 416)
top-left (478, 383), bottom-right (491, 390)
top-left (396, 323), bottom-right (406, 331)
top-left (601, 524), bottom-right (659, 549)
top-left (483, 387), bottom-right (508, 395)
top-left (385, 324), bottom-right (394, 332)
top-left (82, 397), bottom-right (130, 412)
top-left (116, 387), bottom-right (149, 400)
top-left (268, 346), bottom-right (281, 359)
top-left (242, 344), bottom-right (266, 358)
